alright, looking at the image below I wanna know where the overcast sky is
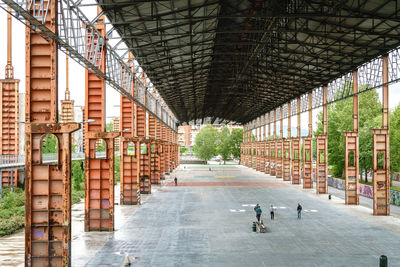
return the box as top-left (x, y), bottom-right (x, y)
top-left (1, 3), bottom-right (400, 128)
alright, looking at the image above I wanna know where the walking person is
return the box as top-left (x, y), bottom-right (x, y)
top-left (297, 203), bottom-right (302, 219)
top-left (256, 206), bottom-right (262, 223)
top-left (270, 204), bottom-right (275, 220)
top-left (254, 204), bottom-right (260, 221)
top-left (174, 176), bottom-right (178, 186)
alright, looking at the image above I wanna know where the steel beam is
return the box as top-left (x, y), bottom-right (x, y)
top-left (149, 115), bottom-right (160, 184)
top-left (316, 86), bottom-right (328, 194)
top-left (270, 110), bottom-right (276, 176)
top-left (302, 92), bottom-right (313, 189)
top-left (0, 8), bottom-right (20, 188)
top-left (344, 70), bottom-right (359, 205)
top-left (371, 55), bottom-right (390, 216)
top-left (283, 104), bottom-right (291, 181)
top-left (84, 11), bottom-right (117, 232)
top-left (120, 68), bottom-right (140, 204)
top-left (135, 102), bottom-right (151, 193)
top-left (292, 98), bottom-right (301, 184)
top-left (24, 1), bottom-right (80, 265)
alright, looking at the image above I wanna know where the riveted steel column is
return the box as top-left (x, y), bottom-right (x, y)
top-left (265, 113), bottom-right (271, 174)
top-left (292, 97), bottom-right (301, 184)
top-left (120, 59), bottom-right (140, 204)
top-left (149, 115), bottom-right (160, 184)
top-left (270, 111), bottom-right (276, 176)
top-left (135, 102), bottom-right (151, 194)
top-left (283, 104), bottom-right (291, 181)
top-left (276, 107), bottom-right (283, 178)
top-left (343, 70), bottom-right (359, 205)
top-left (25, 1), bottom-right (80, 265)
top-left (0, 9), bottom-right (20, 188)
top-left (302, 92), bottom-right (313, 189)
top-left (371, 55), bottom-right (390, 215)
top-left (84, 11), bottom-right (117, 232)
top-left (316, 86), bottom-right (328, 194)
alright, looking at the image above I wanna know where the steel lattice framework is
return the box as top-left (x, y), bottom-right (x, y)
top-left (90, 0), bottom-right (400, 124)
top-left (0, 0), bottom-right (178, 131)
top-left (4, 0), bottom-right (400, 125)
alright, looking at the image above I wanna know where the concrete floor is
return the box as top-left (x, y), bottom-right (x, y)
top-left (84, 164), bottom-right (400, 267)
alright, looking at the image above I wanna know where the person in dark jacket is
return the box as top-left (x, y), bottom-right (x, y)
top-left (256, 207), bottom-right (262, 223)
top-left (297, 203), bottom-right (302, 219)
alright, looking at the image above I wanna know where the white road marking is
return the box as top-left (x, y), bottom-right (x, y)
top-left (230, 209), bottom-right (246, 212)
top-left (304, 209), bottom-right (318, 213)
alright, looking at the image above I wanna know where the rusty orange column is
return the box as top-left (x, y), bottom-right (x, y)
top-left (135, 103), bottom-right (151, 194)
top-left (265, 114), bottom-right (271, 174)
top-left (343, 70), bottom-right (359, 204)
top-left (160, 123), bottom-right (166, 177)
top-left (120, 63), bottom-right (140, 204)
top-left (283, 105), bottom-right (291, 181)
top-left (1, 9), bottom-right (20, 188)
top-left (370, 55), bottom-right (390, 215)
top-left (302, 92), bottom-right (313, 189)
top-left (270, 111), bottom-right (276, 176)
top-left (316, 86), bottom-right (328, 194)
top-left (25, 1), bottom-right (80, 266)
top-left (84, 12), bottom-right (118, 232)
top-left (157, 118), bottom-right (165, 180)
top-left (168, 126), bottom-right (173, 170)
top-left (149, 114), bottom-right (160, 184)
top-left (292, 98), bottom-right (301, 184)
top-left (163, 124), bottom-right (171, 173)
top-left (276, 108), bottom-right (283, 178)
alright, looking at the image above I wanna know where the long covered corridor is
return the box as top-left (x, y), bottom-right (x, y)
top-left (82, 164), bottom-right (400, 266)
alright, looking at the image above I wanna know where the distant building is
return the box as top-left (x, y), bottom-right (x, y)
top-left (112, 117), bottom-right (120, 151)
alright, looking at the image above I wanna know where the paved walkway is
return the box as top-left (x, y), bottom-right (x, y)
top-left (85, 164), bottom-right (400, 267)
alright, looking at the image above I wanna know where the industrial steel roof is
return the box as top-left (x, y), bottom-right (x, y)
top-left (98, 0), bottom-right (400, 124)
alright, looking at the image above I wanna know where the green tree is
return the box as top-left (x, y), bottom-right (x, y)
top-left (193, 126), bottom-right (219, 161)
top-left (390, 104), bottom-right (400, 184)
top-left (230, 128), bottom-right (243, 162)
top-left (218, 127), bottom-right (231, 164)
top-left (180, 146), bottom-right (188, 154)
top-left (42, 134), bottom-right (58, 154)
top-left (315, 89), bottom-right (381, 179)
top-left (106, 122), bottom-right (113, 132)
top-left (72, 160), bottom-right (84, 190)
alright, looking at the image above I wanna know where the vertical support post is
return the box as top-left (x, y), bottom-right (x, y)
top-left (316, 86), bottom-right (328, 194)
top-left (149, 115), bottom-right (160, 184)
top-left (292, 97), bottom-right (301, 184)
top-left (344, 70), bottom-right (359, 205)
top-left (84, 10), bottom-right (117, 232)
top-left (283, 105), bottom-right (291, 181)
top-left (265, 113), bottom-right (270, 174)
top-left (0, 171), bottom-right (2, 199)
top-left (25, 1), bottom-right (80, 266)
top-left (302, 92), bottom-right (313, 188)
top-left (371, 55), bottom-right (390, 215)
top-left (1, 8), bottom-right (20, 188)
top-left (276, 108), bottom-right (283, 178)
top-left (271, 110), bottom-right (276, 176)
top-left (120, 57), bottom-right (140, 204)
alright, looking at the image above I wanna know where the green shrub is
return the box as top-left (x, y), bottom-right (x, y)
top-left (0, 188), bottom-right (25, 236)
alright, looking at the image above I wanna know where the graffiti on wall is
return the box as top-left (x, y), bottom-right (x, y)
top-left (328, 177), bottom-right (345, 190)
top-left (328, 177), bottom-right (400, 206)
top-left (359, 183), bottom-right (373, 198)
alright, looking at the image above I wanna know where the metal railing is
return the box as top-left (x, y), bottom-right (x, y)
top-left (0, 151), bottom-right (122, 169)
